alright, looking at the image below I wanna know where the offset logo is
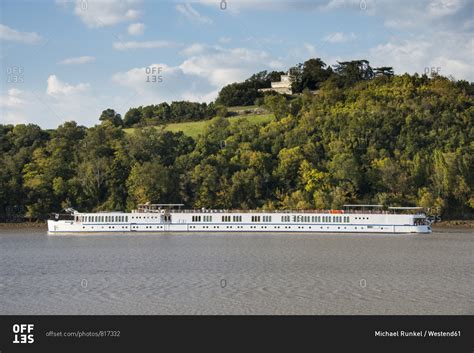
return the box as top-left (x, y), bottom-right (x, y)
top-left (12, 324), bottom-right (34, 344)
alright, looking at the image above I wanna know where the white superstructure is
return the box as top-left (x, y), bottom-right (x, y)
top-left (47, 204), bottom-right (432, 234)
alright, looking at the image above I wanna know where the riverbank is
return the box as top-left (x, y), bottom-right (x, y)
top-left (432, 220), bottom-right (474, 229)
top-left (0, 222), bottom-right (47, 230)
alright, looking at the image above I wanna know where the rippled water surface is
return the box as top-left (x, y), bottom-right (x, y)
top-left (0, 228), bottom-right (472, 314)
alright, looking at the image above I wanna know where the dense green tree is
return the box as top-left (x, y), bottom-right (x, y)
top-left (263, 94), bottom-right (290, 120)
top-left (290, 58), bottom-right (333, 93)
top-left (126, 159), bottom-right (171, 208)
top-left (216, 81), bottom-right (261, 107)
top-left (333, 60), bottom-right (374, 87)
top-left (99, 109), bottom-right (123, 127)
top-left (123, 108), bottom-right (142, 127)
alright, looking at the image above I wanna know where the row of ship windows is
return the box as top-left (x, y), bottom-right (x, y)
top-left (80, 215), bottom-right (129, 223)
top-left (79, 215), bottom-right (365, 224)
top-left (281, 215), bottom-right (351, 223)
top-left (80, 215), bottom-right (176, 222)
top-left (191, 215), bottom-right (355, 223)
top-left (192, 215), bottom-right (214, 222)
top-left (192, 215), bottom-right (245, 222)
top-left (82, 225), bottom-right (164, 230)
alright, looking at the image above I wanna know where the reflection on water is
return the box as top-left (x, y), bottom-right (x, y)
top-left (0, 229), bottom-right (472, 315)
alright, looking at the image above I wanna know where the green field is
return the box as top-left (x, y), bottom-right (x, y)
top-left (125, 113), bottom-right (275, 139)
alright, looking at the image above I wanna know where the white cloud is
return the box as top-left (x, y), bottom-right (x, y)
top-left (113, 40), bottom-right (175, 50)
top-left (195, 0), bottom-right (372, 12)
top-left (112, 63), bottom-right (212, 105)
top-left (59, 56), bottom-right (95, 65)
top-left (46, 75), bottom-right (90, 96)
top-left (112, 45), bottom-right (282, 105)
top-left (368, 32), bottom-right (474, 81)
top-left (324, 32), bottom-right (356, 43)
top-left (0, 24), bottom-right (43, 44)
top-left (269, 60), bottom-right (285, 70)
top-left (176, 3), bottom-right (213, 25)
top-left (73, 0), bottom-right (141, 28)
top-left (0, 88), bottom-right (25, 109)
top-left (127, 22), bottom-right (145, 36)
top-left (180, 43), bottom-right (208, 56)
top-left (1, 76), bottom-right (101, 128)
top-left (218, 37), bottom-right (232, 44)
top-left (179, 47), bottom-right (270, 87)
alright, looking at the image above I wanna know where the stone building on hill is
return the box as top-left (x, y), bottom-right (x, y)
top-left (259, 73), bottom-right (293, 95)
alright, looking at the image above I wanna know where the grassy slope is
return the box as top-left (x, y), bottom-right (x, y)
top-left (125, 113), bottom-right (275, 139)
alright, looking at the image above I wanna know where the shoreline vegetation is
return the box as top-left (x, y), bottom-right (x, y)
top-left (0, 220), bottom-right (472, 231)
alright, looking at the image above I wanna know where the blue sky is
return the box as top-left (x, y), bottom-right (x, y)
top-left (1, 0), bottom-right (473, 128)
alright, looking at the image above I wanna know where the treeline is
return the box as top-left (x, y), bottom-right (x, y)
top-left (215, 58), bottom-right (398, 107)
top-left (120, 101), bottom-right (218, 128)
top-left (0, 62), bottom-right (473, 219)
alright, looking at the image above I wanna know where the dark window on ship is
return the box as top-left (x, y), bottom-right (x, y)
top-left (232, 215), bottom-right (242, 222)
top-left (262, 215), bottom-right (271, 222)
top-left (251, 216), bottom-right (261, 222)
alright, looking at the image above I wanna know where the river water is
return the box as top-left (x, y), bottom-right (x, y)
top-left (0, 228), bottom-right (472, 315)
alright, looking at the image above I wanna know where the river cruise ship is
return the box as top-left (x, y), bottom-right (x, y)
top-left (47, 204), bottom-right (432, 234)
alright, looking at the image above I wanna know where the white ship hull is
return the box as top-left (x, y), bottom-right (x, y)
top-left (48, 210), bottom-right (432, 234)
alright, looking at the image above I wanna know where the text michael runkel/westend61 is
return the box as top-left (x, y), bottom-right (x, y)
top-left (375, 330), bottom-right (461, 337)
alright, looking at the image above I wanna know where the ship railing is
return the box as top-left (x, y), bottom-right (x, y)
top-left (49, 213), bottom-right (74, 221)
